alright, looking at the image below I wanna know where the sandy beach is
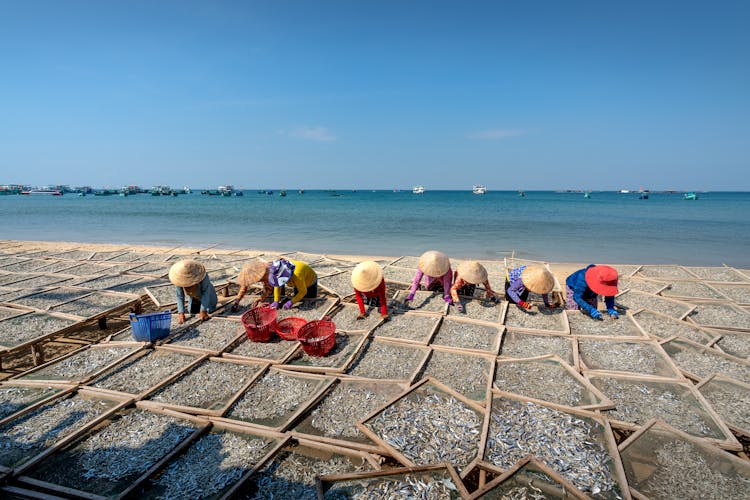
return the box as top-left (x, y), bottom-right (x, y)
top-left (1, 239), bottom-right (749, 498)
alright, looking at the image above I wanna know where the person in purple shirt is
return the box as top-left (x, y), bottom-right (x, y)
top-left (505, 265), bottom-right (558, 310)
top-left (405, 251), bottom-right (453, 305)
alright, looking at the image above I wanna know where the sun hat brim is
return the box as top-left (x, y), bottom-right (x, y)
top-left (521, 266), bottom-right (555, 294)
top-left (457, 261), bottom-right (487, 285)
top-left (169, 260), bottom-right (206, 288)
top-left (585, 265), bottom-right (619, 296)
top-left (351, 261), bottom-right (383, 292)
top-left (418, 251), bottom-right (450, 277)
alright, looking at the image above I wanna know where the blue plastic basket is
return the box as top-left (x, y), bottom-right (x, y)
top-left (129, 311), bottom-right (172, 342)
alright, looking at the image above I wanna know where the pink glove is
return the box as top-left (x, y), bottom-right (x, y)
top-left (269, 301), bottom-right (279, 309)
top-left (444, 296), bottom-right (453, 304)
top-left (282, 301), bottom-right (293, 310)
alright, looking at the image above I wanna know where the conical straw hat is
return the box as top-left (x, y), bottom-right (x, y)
top-left (169, 259), bottom-right (206, 288)
top-left (238, 261), bottom-right (267, 287)
top-left (351, 261), bottom-right (383, 292)
top-left (418, 251), bottom-right (450, 277)
top-left (521, 266), bottom-right (555, 294)
top-left (456, 261), bottom-right (487, 285)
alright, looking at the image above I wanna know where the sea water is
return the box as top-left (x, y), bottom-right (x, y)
top-left (2, 190), bottom-right (749, 266)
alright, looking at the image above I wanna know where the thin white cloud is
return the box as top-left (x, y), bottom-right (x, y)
top-left (282, 126), bottom-right (338, 142)
top-left (469, 128), bottom-right (529, 140)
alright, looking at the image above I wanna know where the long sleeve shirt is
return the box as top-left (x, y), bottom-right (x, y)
top-left (354, 279), bottom-right (388, 316)
top-left (565, 264), bottom-right (615, 315)
top-left (408, 267), bottom-right (452, 302)
top-left (175, 275), bottom-right (218, 314)
top-left (506, 265), bottom-right (550, 306)
top-left (450, 271), bottom-right (495, 304)
top-left (273, 260), bottom-right (317, 303)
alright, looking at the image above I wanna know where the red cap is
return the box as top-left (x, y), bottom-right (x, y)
top-left (585, 265), bottom-right (619, 296)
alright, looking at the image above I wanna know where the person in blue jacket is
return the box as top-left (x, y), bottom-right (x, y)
top-left (169, 259), bottom-right (218, 324)
top-left (565, 264), bottom-right (619, 320)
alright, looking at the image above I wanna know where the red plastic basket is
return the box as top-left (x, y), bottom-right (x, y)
top-left (275, 317), bottom-right (307, 341)
top-left (297, 316), bottom-right (336, 356)
top-left (241, 305), bottom-right (278, 342)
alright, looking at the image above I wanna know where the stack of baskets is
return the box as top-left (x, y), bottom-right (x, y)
top-left (240, 306), bottom-right (336, 357)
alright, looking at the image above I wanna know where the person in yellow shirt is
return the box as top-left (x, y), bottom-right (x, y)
top-left (267, 258), bottom-right (318, 309)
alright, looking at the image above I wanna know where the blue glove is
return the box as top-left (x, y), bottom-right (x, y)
top-left (269, 301), bottom-right (279, 310)
top-left (282, 301), bottom-right (293, 310)
top-left (608, 308), bottom-right (619, 319)
top-left (590, 309), bottom-right (602, 320)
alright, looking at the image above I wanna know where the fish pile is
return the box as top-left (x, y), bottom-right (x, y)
top-left (309, 384), bottom-right (391, 438)
top-left (228, 371), bottom-right (319, 422)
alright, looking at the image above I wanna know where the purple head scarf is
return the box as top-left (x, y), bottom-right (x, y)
top-left (268, 259), bottom-right (295, 287)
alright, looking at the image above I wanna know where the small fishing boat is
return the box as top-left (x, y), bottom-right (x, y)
top-left (279, 190), bottom-right (287, 197)
top-left (683, 192), bottom-right (698, 200)
top-left (518, 190), bottom-right (526, 197)
top-left (412, 185), bottom-right (425, 194)
top-left (584, 191), bottom-right (591, 199)
top-left (472, 185), bottom-right (487, 195)
top-left (21, 189), bottom-right (63, 196)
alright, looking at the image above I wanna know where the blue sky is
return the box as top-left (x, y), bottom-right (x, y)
top-left (1, 1), bottom-right (748, 190)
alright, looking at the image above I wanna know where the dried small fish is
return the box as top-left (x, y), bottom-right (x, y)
top-left (23, 346), bottom-right (139, 382)
top-left (504, 306), bottom-right (567, 332)
top-left (73, 274), bottom-right (141, 291)
top-left (685, 266), bottom-right (748, 283)
top-left (304, 383), bottom-right (392, 440)
top-left (90, 349), bottom-right (200, 394)
top-left (710, 283), bottom-right (750, 305)
top-left (688, 303), bottom-right (750, 330)
top-left (150, 360), bottom-right (263, 410)
top-left (450, 299), bottom-right (503, 323)
top-left (51, 292), bottom-right (134, 318)
top-left (276, 298), bottom-right (333, 322)
top-left (578, 339), bottom-right (674, 377)
top-left (227, 337), bottom-right (297, 361)
top-left (663, 339), bottom-right (750, 383)
top-left (500, 332), bottom-right (572, 363)
top-left (0, 394), bottom-right (113, 468)
top-left (319, 272), bottom-right (354, 298)
top-left (392, 290), bottom-right (447, 314)
top-left (346, 340), bottom-right (426, 380)
top-left (366, 389), bottom-right (481, 471)
top-left (14, 287), bottom-right (91, 311)
top-left (592, 376), bottom-right (723, 438)
top-left (287, 333), bottom-right (363, 370)
top-left (494, 360), bottom-right (590, 408)
top-left (431, 319), bottom-right (500, 353)
top-left (25, 409), bottom-right (197, 496)
top-left (630, 439), bottom-right (750, 499)
top-left (486, 398), bottom-right (619, 497)
top-left (329, 304), bottom-right (382, 331)
top-left (325, 472), bottom-right (460, 499)
top-left (142, 430), bottom-right (274, 499)
top-left (244, 449), bottom-right (372, 499)
top-left (631, 310), bottom-right (717, 345)
top-left (164, 319), bottom-right (243, 352)
top-left (661, 281), bottom-right (725, 300)
top-left (697, 377), bottom-right (750, 433)
top-left (615, 290), bottom-right (692, 320)
top-left (227, 371), bottom-right (322, 426)
top-left (0, 312), bottom-right (78, 348)
top-left (712, 330), bottom-right (750, 359)
top-left (0, 386), bottom-right (61, 420)
top-left (567, 312), bottom-right (643, 337)
top-left (420, 350), bottom-right (491, 401)
top-left (372, 314), bottom-right (438, 343)
top-left (637, 265), bottom-right (695, 280)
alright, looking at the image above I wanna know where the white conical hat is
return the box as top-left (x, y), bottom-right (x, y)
top-left (521, 266), bottom-right (555, 294)
top-left (168, 260), bottom-right (206, 288)
top-left (351, 260), bottom-right (383, 292)
top-left (418, 251), bottom-right (450, 277)
top-left (456, 260), bottom-right (487, 285)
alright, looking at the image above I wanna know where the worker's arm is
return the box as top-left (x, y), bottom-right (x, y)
top-left (290, 275), bottom-right (307, 303)
top-left (506, 278), bottom-right (523, 304)
top-left (483, 279), bottom-right (496, 300)
top-left (449, 276), bottom-right (463, 304)
top-left (376, 281), bottom-right (388, 316)
top-left (175, 286), bottom-right (186, 313)
top-left (407, 269), bottom-right (424, 298)
top-left (198, 276), bottom-right (217, 313)
top-left (354, 289), bottom-right (366, 315)
top-left (441, 270), bottom-right (453, 303)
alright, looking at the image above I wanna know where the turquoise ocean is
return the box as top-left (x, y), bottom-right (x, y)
top-left (2, 190), bottom-right (749, 267)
